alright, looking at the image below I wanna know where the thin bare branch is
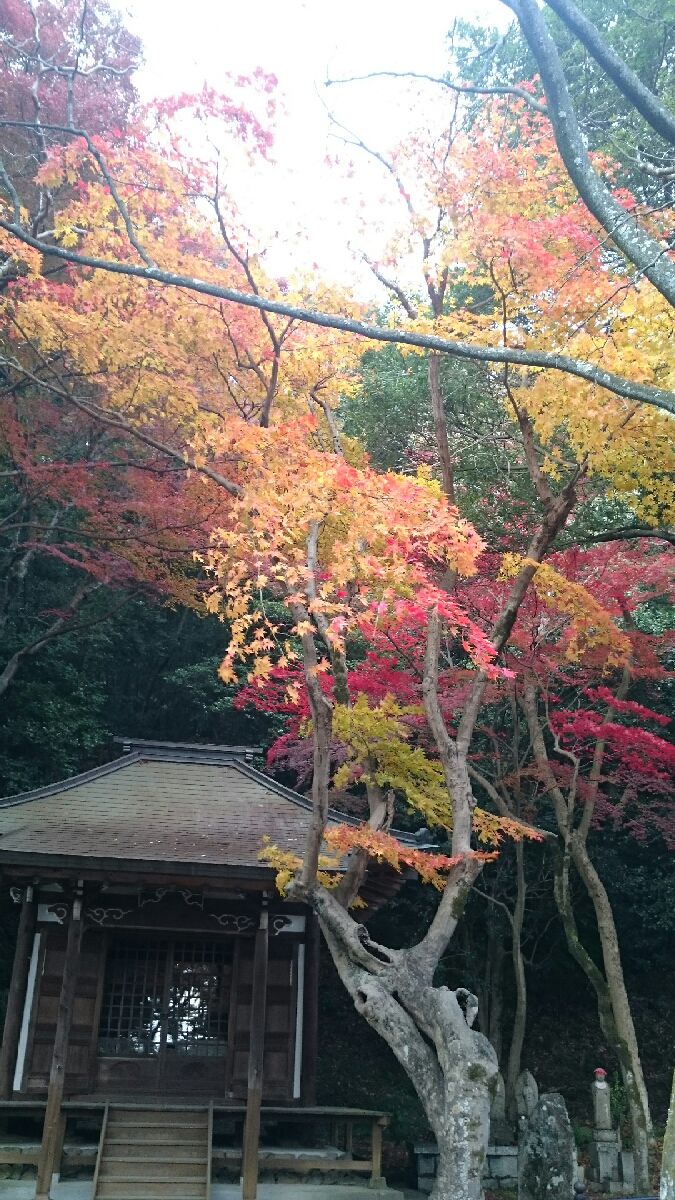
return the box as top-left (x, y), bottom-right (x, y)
top-left (326, 70), bottom-right (548, 114)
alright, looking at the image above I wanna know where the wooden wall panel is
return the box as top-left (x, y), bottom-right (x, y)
top-left (232, 939), bottom-right (295, 1100)
top-left (24, 928), bottom-right (103, 1094)
top-left (23, 923), bottom-right (303, 1102)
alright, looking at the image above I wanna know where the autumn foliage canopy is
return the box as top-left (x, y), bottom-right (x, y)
top-left (0, 0), bottom-right (672, 895)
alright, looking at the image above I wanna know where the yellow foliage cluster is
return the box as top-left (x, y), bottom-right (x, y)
top-left (332, 695), bottom-right (452, 827)
top-left (499, 555), bottom-right (631, 666)
top-left (258, 837), bottom-right (341, 895)
top-left (205, 424), bottom-right (484, 685)
top-left (7, 133), bottom-right (363, 451)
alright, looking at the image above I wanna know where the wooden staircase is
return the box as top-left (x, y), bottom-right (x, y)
top-left (93, 1104), bottom-right (212, 1200)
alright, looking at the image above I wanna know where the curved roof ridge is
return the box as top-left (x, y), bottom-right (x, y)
top-left (0, 752), bottom-right (144, 809)
top-left (115, 737), bottom-right (263, 756)
top-left (0, 742), bottom-right (261, 809)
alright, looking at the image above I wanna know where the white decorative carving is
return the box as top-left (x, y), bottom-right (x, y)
top-left (208, 913), bottom-right (256, 932)
top-left (271, 914), bottom-right (306, 935)
top-left (137, 888), bottom-right (206, 909)
top-left (86, 906), bottom-right (134, 926)
top-left (38, 903), bottom-right (68, 924)
top-left (138, 888), bottom-right (169, 907)
top-left (271, 915), bottom-right (293, 935)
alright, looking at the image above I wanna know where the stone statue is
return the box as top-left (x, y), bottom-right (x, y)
top-left (490, 1071), bottom-right (513, 1146)
top-left (592, 1066), bottom-right (612, 1130)
top-left (515, 1070), bottom-right (539, 1125)
top-left (588, 1066), bottom-right (635, 1193)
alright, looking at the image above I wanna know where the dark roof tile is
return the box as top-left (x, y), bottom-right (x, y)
top-left (0, 753), bottom-right (318, 868)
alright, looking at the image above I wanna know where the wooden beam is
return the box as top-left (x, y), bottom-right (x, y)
top-left (34, 889), bottom-right (83, 1200)
top-left (241, 909), bottom-right (269, 1200)
top-left (0, 886), bottom-right (36, 1099)
top-left (301, 911), bottom-right (320, 1104)
top-left (345, 1119), bottom-right (354, 1159)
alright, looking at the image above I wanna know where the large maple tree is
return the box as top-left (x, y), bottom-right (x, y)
top-left (0, 3), bottom-right (673, 1197)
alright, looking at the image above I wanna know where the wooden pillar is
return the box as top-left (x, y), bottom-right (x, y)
top-left (0, 885), bottom-right (36, 1099)
top-left (301, 910), bottom-right (320, 1104)
top-left (241, 909), bottom-right (269, 1200)
top-left (370, 1115), bottom-right (387, 1187)
top-left (35, 889), bottom-right (83, 1200)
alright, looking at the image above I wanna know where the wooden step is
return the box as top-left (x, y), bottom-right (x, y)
top-left (108, 1113), bottom-right (207, 1127)
top-left (99, 1160), bottom-right (206, 1180)
top-left (93, 1105), bottom-right (209, 1200)
top-left (105, 1146), bottom-right (206, 1161)
top-left (105, 1128), bottom-right (205, 1144)
top-left (106, 1123), bottom-right (207, 1136)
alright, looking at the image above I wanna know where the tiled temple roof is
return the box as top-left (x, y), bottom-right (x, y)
top-left (0, 742), bottom-right (419, 881)
top-left (0, 744), bottom-right (333, 869)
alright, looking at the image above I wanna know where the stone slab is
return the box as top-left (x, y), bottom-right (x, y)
top-left (0, 1184), bottom-right (408, 1200)
top-left (518, 1092), bottom-right (576, 1200)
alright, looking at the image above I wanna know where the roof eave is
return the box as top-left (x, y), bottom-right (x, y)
top-left (0, 850), bottom-right (280, 883)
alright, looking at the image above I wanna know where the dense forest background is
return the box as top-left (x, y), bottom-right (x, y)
top-left (0, 0), bottom-right (673, 1161)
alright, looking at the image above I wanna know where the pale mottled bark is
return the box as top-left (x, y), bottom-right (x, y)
top-left (314, 886), bottom-right (498, 1200)
top-left (662, 1072), bottom-right (675, 1200)
top-left (544, 0), bottom-right (675, 146)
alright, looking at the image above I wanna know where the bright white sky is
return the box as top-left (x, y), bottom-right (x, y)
top-left (125, 0), bottom-right (511, 288)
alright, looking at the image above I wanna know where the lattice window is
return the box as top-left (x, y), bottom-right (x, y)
top-left (98, 938), bottom-right (233, 1058)
top-left (168, 940), bottom-right (231, 1056)
top-left (98, 941), bottom-right (166, 1057)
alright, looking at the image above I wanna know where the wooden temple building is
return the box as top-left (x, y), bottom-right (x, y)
top-left (0, 740), bottom-right (406, 1200)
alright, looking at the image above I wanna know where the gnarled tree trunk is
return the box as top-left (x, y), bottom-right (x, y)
top-left (314, 886), bottom-right (499, 1200)
top-left (290, 487), bottom-right (581, 1198)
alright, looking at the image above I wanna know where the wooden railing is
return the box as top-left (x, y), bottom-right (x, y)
top-left (91, 1101), bottom-right (109, 1198)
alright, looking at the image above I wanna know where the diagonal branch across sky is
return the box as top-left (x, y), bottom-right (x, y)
top-left (1, 218), bottom-right (673, 417)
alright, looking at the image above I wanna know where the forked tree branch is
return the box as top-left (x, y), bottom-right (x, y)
top-left (0, 352), bottom-right (242, 497)
top-left (584, 525), bottom-right (675, 546)
top-left (0, 578), bottom-right (108, 696)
